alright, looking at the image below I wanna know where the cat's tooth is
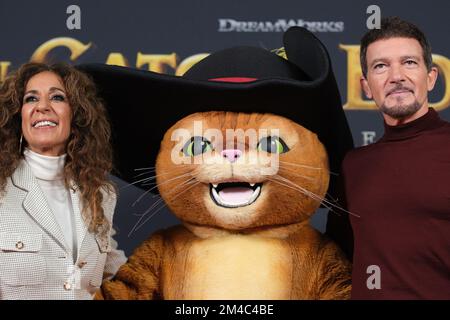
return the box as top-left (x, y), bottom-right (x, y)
top-left (250, 183), bottom-right (255, 187)
top-left (213, 184), bottom-right (218, 188)
top-left (211, 187), bottom-right (221, 203)
top-left (248, 186), bottom-right (261, 203)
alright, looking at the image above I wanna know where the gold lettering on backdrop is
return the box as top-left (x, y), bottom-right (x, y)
top-left (3, 37), bottom-right (447, 111)
top-left (31, 37), bottom-right (91, 62)
top-left (431, 54), bottom-right (450, 111)
top-left (340, 45), bottom-right (449, 111)
top-left (339, 44), bottom-right (377, 110)
top-left (136, 53), bottom-right (177, 73)
top-left (106, 53), bottom-right (130, 67)
top-left (175, 53), bottom-right (209, 76)
top-left (0, 61), bottom-right (11, 82)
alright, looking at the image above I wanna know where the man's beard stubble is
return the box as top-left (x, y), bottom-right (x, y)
top-left (380, 83), bottom-right (422, 119)
top-left (380, 100), bottom-right (422, 119)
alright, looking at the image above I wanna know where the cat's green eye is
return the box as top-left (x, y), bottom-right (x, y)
top-left (257, 136), bottom-right (290, 154)
top-left (182, 136), bottom-right (213, 156)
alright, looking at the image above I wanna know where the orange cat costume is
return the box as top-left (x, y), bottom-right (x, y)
top-left (78, 27), bottom-right (354, 299)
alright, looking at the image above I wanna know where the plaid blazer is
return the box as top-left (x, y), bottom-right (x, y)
top-left (0, 160), bottom-right (127, 300)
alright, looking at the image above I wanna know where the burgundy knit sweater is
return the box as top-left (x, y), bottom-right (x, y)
top-left (340, 108), bottom-right (450, 299)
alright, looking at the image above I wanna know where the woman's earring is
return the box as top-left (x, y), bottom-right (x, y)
top-left (19, 134), bottom-right (23, 153)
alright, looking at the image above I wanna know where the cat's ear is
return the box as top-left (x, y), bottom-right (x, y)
top-left (283, 27), bottom-right (329, 82)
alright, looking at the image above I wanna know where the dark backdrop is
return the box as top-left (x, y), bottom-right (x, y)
top-left (0, 0), bottom-right (448, 255)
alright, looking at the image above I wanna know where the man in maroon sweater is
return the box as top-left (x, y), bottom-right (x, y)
top-left (327, 17), bottom-right (449, 299)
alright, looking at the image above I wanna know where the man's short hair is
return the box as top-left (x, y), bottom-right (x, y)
top-left (360, 16), bottom-right (432, 77)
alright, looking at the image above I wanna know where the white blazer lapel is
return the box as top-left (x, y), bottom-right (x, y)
top-left (12, 161), bottom-right (69, 252)
top-left (69, 185), bottom-right (88, 261)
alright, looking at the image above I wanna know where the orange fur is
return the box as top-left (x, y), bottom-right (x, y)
top-left (98, 112), bottom-right (351, 299)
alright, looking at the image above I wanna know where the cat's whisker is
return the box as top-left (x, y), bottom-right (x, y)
top-left (132, 186), bottom-right (160, 208)
top-left (279, 175), bottom-right (359, 218)
top-left (132, 212), bottom-right (147, 217)
top-left (278, 161), bottom-right (322, 170)
top-left (132, 166), bottom-right (192, 179)
top-left (271, 175), bottom-right (322, 203)
top-left (133, 171), bottom-right (194, 196)
top-left (133, 167), bottom-right (157, 171)
top-left (120, 176), bottom-right (154, 189)
top-left (132, 176), bottom-right (196, 207)
top-left (133, 164), bottom-right (191, 171)
top-left (141, 181), bottom-right (156, 186)
top-left (324, 192), bottom-right (339, 204)
top-left (279, 161), bottom-right (339, 176)
top-left (127, 197), bottom-right (166, 237)
top-left (128, 179), bottom-right (198, 236)
top-left (276, 168), bottom-right (339, 203)
top-left (270, 175), bottom-right (360, 218)
top-left (129, 180), bottom-right (200, 236)
top-left (277, 165), bottom-right (317, 182)
top-left (273, 175), bottom-right (332, 205)
top-left (125, 169), bottom-right (194, 191)
top-left (132, 169), bottom-right (159, 179)
top-left (130, 202), bottom-right (169, 236)
top-left (267, 177), bottom-right (337, 213)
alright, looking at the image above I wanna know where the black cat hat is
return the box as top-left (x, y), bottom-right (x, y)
top-left (77, 27), bottom-right (353, 200)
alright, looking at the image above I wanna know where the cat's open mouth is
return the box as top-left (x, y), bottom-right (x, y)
top-left (210, 182), bottom-right (262, 208)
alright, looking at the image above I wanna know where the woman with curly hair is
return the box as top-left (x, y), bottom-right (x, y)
top-left (0, 62), bottom-right (127, 299)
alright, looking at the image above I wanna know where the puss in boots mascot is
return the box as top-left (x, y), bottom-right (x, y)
top-left (78, 26), bottom-right (354, 299)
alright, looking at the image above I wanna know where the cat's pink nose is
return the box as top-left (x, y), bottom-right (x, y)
top-left (221, 149), bottom-right (242, 163)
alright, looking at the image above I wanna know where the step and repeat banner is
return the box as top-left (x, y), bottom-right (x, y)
top-left (1, 0), bottom-right (448, 255)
